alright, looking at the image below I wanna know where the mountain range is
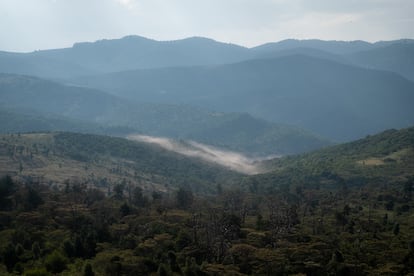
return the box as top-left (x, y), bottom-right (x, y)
top-left (72, 54), bottom-right (414, 141)
top-left (1, 36), bottom-right (413, 80)
top-left (1, 35), bottom-right (413, 152)
top-left (0, 74), bottom-right (329, 156)
top-left (0, 35), bottom-right (413, 276)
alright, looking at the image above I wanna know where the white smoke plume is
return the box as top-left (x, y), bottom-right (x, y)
top-left (127, 134), bottom-right (272, 175)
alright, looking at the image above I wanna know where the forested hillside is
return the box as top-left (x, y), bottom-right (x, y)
top-left (1, 1), bottom-right (413, 274)
top-left (1, 35), bottom-right (413, 275)
top-left (247, 127), bottom-right (414, 193)
top-left (0, 127), bottom-right (413, 275)
top-left (0, 132), bottom-right (243, 195)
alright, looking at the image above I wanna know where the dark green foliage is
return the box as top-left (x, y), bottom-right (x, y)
top-left (44, 251), bottom-right (67, 274)
top-left (119, 203), bottom-right (131, 217)
top-left (15, 243), bottom-right (24, 256)
top-left (256, 214), bottom-right (265, 230)
top-left (0, 175), bottom-right (15, 210)
top-left (157, 264), bottom-right (169, 276)
top-left (105, 256), bottom-right (122, 276)
top-left (63, 240), bottom-right (75, 258)
top-left (253, 126), bottom-right (414, 193)
top-left (176, 187), bottom-right (193, 209)
top-left (72, 230), bottom-right (97, 259)
top-left (2, 243), bottom-right (18, 272)
top-left (132, 186), bottom-right (148, 207)
top-left (113, 184), bottom-right (124, 200)
top-left (385, 200), bottom-right (395, 211)
top-left (183, 257), bottom-right (201, 276)
top-left (393, 223), bottom-right (400, 235)
top-left (0, 127), bottom-right (412, 275)
top-left (83, 263), bottom-right (95, 276)
top-left (403, 178), bottom-right (413, 200)
top-left (168, 251), bottom-right (181, 274)
top-left (175, 230), bottom-right (192, 251)
top-left (23, 186), bottom-right (44, 211)
top-left (31, 242), bottom-right (41, 260)
top-left (152, 191), bottom-right (163, 201)
top-left (24, 268), bottom-right (50, 276)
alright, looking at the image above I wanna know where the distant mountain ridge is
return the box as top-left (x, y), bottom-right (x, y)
top-left (1, 35), bottom-right (413, 80)
top-left (252, 39), bottom-right (374, 54)
top-left (1, 35), bottom-right (413, 145)
top-left (72, 54), bottom-right (414, 141)
top-left (0, 36), bottom-right (249, 78)
top-left (0, 73), bottom-right (330, 155)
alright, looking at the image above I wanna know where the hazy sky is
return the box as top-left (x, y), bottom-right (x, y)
top-left (1, 0), bottom-right (413, 52)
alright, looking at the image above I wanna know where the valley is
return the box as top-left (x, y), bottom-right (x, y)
top-left (0, 34), bottom-right (413, 275)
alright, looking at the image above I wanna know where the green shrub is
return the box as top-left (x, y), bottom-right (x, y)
top-left (45, 251), bottom-right (68, 274)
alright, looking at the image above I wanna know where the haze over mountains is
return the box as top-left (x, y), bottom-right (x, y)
top-left (0, 74), bottom-right (328, 156)
top-left (1, 35), bottom-right (413, 157)
top-left (1, 34), bottom-right (414, 275)
top-left (2, 36), bottom-right (414, 79)
top-left (74, 55), bottom-right (414, 141)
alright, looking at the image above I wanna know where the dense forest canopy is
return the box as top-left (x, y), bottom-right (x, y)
top-left (0, 126), bottom-right (413, 275)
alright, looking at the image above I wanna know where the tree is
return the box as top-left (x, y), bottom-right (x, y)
top-left (168, 251), bottom-right (181, 274)
top-left (175, 230), bottom-right (192, 251)
top-left (72, 228), bottom-right (98, 259)
top-left (120, 202), bottom-right (131, 217)
top-left (24, 186), bottom-right (44, 211)
top-left (24, 268), bottom-right (50, 276)
top-left (2, 243), bottom-right (18, 272)
top-left (157, 264), bottom-right (169, 276)
top-left (183, 257), bottom-right (200, 276)
top-left (113, 183), bottom-right (125, 200)
top-left (45, 251), bottom-right (68, 274)
top-left (63, 240), bottom-right (75, 258)
top-left (176, 187), bottom-right (193, 209)
top-left (152, 191), bottom-right (162, 201)
top-left (32, 241), bottom-right (41, 260)
top-left (229, 244), bottom-right (257, 274)
top-left (393, 223), bottom-right (400, 236)
top-left (84, 263), bottom-right (95, 276)
top-left (132, 186), bottom-right (148, 207)
top-left (403, 179), bottom-right (413, 201)
top-left (15, 243), bottom-right (24, 256)
top-left (0, 175), bottom-right (16, 210)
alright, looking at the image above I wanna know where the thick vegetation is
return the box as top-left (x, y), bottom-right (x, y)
top-left (0, 127), bottom-right (413, 275)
